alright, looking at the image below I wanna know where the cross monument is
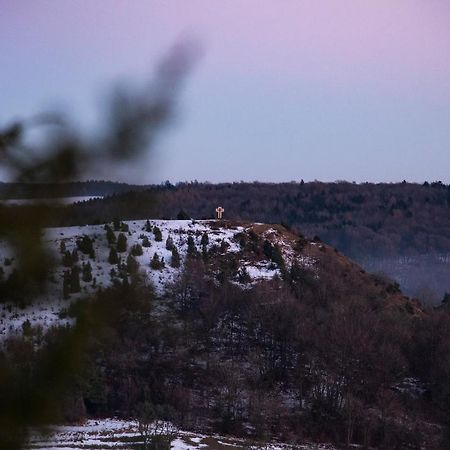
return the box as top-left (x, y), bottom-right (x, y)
top-left (215, 206), bottom-right (224, 220)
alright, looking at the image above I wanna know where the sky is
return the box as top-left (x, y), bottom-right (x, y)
top-left (1, 0), bottom-right (450, 184)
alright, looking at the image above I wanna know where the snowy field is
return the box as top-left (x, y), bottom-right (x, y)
top-left (27, 418), bottom-right (335, 450)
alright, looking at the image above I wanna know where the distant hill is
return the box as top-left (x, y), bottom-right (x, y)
top-left (0, 180), bottom-right (150, 199)
top-left (2, 180), bottom-right (450, 301)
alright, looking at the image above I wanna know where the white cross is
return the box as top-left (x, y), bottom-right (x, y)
top-left (215, 206), bottom-right (224, 219)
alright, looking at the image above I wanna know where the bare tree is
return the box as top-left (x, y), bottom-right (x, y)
top-left (136, 401), bottom-right (177, 450)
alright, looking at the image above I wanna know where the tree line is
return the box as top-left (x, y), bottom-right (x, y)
top-left (4, 180), bottom-right (449, 260)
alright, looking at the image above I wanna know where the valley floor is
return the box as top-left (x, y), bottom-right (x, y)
top-left (27, 418), bottom-right (336, 450)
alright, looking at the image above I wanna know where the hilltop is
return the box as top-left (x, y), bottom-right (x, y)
top-left (0, 219), bottom-right (418, 337)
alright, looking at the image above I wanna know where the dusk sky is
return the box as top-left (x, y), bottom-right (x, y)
top-left (1, 0), bottom-right (450, 183)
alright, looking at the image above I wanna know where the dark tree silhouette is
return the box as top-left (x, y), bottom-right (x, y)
top-left (0, 39), bottom-right (200, 449)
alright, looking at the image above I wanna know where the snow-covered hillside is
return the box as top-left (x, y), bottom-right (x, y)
top-left (0, 219), bottom-right (316, 338)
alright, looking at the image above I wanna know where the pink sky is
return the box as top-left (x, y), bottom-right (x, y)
top-left (4, 0), bottom-right (450, 85)
top-left (1, 1), bottom-right (450, 182)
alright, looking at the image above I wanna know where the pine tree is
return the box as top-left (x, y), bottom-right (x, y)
top-left (201, 232), bottom-right (209, 247)
top-left (59, 241), bottom-right (66, 254)
top-left (113, 218), bottom-right (121, 231)
top-left (62, 250), bottom-right (73, 267)
top-left (77, 235), bottom-right (94, 255)
top-left (237, 267), bottom-right (251, 284)
top-left (271, 244), bottom-right (285, 269)
top-left (22, 319), bottom-right (32, 337)
top-left (105, 225), bottom-right (116, 245)
top-left (71, 249), bottom-right (79, 263)
top-left (82, 262), bottom-right (93, 282)
top-left (145, 219), bottom-right (152, 232)
top-left (153, 226), bottom-right (162, 242)
top-left (131, 243), bottom-right (143, 256)
top-left (187, 235), bottom-right (197, 258)
top-left (201, 232), bottom-right (209, 259)
top-left (171, 247), bottom-right (180, 268)
top-left (63, 270), bottom-right (71, 299)
top-left (263, 240), bottom-right (285, 274)
top-left (142, 236), bottom-right (151, 247)
top-left (220, 240), bottom-right (229, 253)
top-left (150, 253), bottom-right (163, 270)
top-left (116, 259), bottom-right (128, 279)
top-left (121, 274), bottom-right (129, 287)
top-left (108, 247), bottom-right (119, 264)
top-left (263, 240), bottom-right (273, 260)
top-left (165, 235), bottom-right (174, 251)
top-left (70, 266), bottom-right (81, 293)
top-left (117, 233), bottom-right (127, 252)
top-left (266, 242), bottom-right (284, 267)
top-left (127, 254), bottom-right (139, 274)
